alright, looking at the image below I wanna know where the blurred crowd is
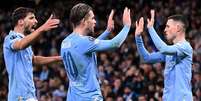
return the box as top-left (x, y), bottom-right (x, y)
top-left (0, 0), bottom-right (201, 101)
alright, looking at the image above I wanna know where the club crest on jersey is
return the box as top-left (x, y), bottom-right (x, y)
top-left (88, 36), bottom-right (95, 41)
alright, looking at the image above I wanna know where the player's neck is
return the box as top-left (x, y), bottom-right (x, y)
top-left (73, 26), bottom-right (87, 36)
top-left (13, 26), bottom-right (25, 35)
top-left (173, 32), bottom-right (186, 44)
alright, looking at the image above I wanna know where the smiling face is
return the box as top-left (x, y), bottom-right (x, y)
top-left (23, 12), bottom-right (38, 34)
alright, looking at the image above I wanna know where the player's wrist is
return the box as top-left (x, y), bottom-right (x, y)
top-left (147, 26), bottom-right (154, 29)
top-left (124, 24), bottom-right (131, 28)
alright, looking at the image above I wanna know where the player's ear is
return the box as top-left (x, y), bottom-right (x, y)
top-left (18, 19), bottom-right (24, 25)
top-left (80, 19), bottom-right (86, 26)
top-left (176, 23), bottom-right (183, 32)
top-left (82, 16), bottom-right (90, 26)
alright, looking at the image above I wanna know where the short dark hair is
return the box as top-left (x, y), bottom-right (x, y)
top-left (168, 14), bottom-right (189, 32)
top-left (11, 7), bottom-right (35, 27)
top-left (69, 3), bottom-right (92, 28)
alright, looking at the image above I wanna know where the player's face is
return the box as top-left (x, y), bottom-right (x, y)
top-left (85, 10), bottom-right (96, 34)
top-left (164, 19), bottom-right (177, 42)
top-left (23, 13), bottom-right (38, 34)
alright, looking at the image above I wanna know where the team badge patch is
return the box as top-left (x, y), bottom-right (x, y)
top-left (88, 36), bottom-right (95, 41)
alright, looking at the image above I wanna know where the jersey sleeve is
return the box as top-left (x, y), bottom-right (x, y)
top-left (81, 36), bottom-right (114, 53)
top-left (135, 35), bottom-right (165, 63)
top-left (97, 30), bottom-right (110, 40)
top-left (148, 27), bottom-right (192, 57)
top-left (82, 26), bottom-right (130, 54)
top-left (173, 42), bottom-right (192, 57)
top-left (4, 35), bottom-right (21, 50)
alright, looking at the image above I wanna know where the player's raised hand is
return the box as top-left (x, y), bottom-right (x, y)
top-left (147, 9), bottom-right (155, 28)
top-left (107, 9), bottom-right (115, 32)
top-left (123, 7), bottom-right (131, 27)
top-left (39, 14), bottom-right (60, 32)
top-left (135, 17), bottom-right (144, 36)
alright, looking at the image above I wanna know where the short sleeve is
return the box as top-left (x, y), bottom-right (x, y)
top-left (4, 35), bottom-right (21, 50)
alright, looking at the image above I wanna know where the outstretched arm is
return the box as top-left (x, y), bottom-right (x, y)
top-left (97, 10), bottom-right (114, 39)
top-left (135, 17), bottom-right (165, 63)
top-left (97, 30), bottom-right (110, 40)
top-left (12, 15), bottom-right (60, 50)
top-left (148, 27), bottom-right (177, 55)
top-left (135, 36), bottom-right (165, 63)
top-left (33, 56), bottom-right (62, 65)
top-left (147, 10), bottom-right (185, 55)
top-left (84, 7), bottom-right (131, 53)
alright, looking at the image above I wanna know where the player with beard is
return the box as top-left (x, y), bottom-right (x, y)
top-left (3, 7), bottom-right (62, 101)
top-left (61, 3), bottom-right (131, 101)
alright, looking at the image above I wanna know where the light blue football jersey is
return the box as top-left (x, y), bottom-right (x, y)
top-left (3, 31), bottom-right (36, 101)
